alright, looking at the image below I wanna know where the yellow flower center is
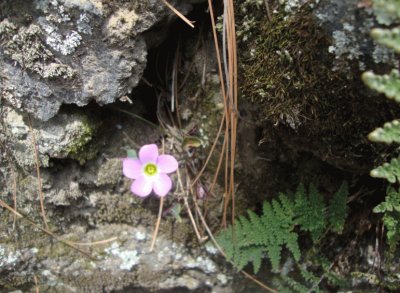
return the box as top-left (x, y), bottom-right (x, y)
top-left (144, 163), bottom-right (158, 176)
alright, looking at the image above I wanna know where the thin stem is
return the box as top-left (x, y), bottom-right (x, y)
top-left (160, 0), bottom-right (194, 28)
top-left (150, 197), bottom-right (164, 252)
top-left (28, 115), bottom-right (49, 230)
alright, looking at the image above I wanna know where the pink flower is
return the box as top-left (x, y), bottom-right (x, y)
top-left (123, 144), bottom-right (178, 197)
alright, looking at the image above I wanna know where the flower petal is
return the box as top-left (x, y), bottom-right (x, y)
top-left (153, 173), bottom-right (172, 197)
top-left (139, 144), bottom-right (159, 164)
top-left (131, 176), bottom-right (153, 197)
top-left (157, 155), bottom-right (178, 174)
top-left (123, 158), bottom-right (143, 179)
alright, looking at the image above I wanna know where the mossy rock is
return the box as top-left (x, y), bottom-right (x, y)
top-left (239, 6), bottom-right (400, 172)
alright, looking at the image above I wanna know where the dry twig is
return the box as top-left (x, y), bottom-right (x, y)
top-left (160, 0), bottom-right (195, 28)
top-left (27, 114), bottom-right (49, 230)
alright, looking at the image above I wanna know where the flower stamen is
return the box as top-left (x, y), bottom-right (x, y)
top-left (144, 163), bottom-right (158, 176)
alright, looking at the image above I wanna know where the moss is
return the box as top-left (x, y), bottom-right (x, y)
top-left (66, 116), bottom-right (99, 164)
top-left (238, 6), bottom-right (400, 172)
top-left (240, 8), bottom-right (340, 126)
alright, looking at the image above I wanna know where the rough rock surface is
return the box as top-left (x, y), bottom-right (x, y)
top-left (0, 224), bottom-right (229, 293)
top-left (0, 0), bottom-right (190, 121)
top-left (314, 0), bottom-right (397, 71)
top-left (0, 0), bottom-right (235, 292)
top-left (4, 106), bottom-right (99, 169)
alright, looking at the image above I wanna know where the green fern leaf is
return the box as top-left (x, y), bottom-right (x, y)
top-left (245, 246), bottom-right (264, 273)
top-left (328, 182), bottom-right (349, 234)
top-left (295, 184), bottom-right (325, 242)
top-left (372, 0), bottom-right (400, 25)
top-left (281, 275), bottom-right (310, 293)
top-left (371, 28), bottom-right (400, 53)
top-left (370, 157), bottom-right (400, 183)
top-left (216, 183), bottom-right (348, 274)
top-left (362, 70), bottom-right (400, 102)
top-left (383, 213), bottom-right (400, 252)
top-left (373, 187), bottom-right (400, 252)
top-left (368, 120), bottom-right (400, 144)
top-left (374, 187), bottom-right (400, 213)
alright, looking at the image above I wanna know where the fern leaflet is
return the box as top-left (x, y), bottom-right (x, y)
top-left (370, 156), bottom-right (400, 183)
top-left (368, 120), bottom-right (400, 144)
top-left (328, 182), bottom-right (348, 234)
top-left (362, 70), bottom-right (400, 103)
top-left (371, 27), bottom-right (400, 53)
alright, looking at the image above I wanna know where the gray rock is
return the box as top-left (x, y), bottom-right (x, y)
top-left (4, 106), bottom-right (98, 169)
top-left (0, 0), bottom-right (189, 121)
top-left (315, 0), bottom-right (397, 72)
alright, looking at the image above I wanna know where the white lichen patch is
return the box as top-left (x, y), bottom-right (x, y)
top-left (372, 43), bottom-right (396, 64)
top-left (0, 20), bottom-right (75, 78)
top-left (37, 0), bottom-right (89, 55)
top-left (217, 273), bottom-right (228, 285)
top-left (205, 243), bottom-right (218, 255)
top-left (184, 255), bottom-right (217, 274)
top-left (104, 242), bottom-right (140, 271)
top-left (0, 245), bottom-right (21, 268)
top-left (58, 0), bottom-right (103, 15)
top-left (105, 8), bottom-right (139, 43)
top-left (134, 231), bottom-right (147, 241)
top-left (45, 27), bottom-right (82, 55)
top-left (328, 26), bottom-right (362, 61)
top-left (77, 13), bottom-right (92, 34)
top-left (279, 0), bottom-right (319, 13)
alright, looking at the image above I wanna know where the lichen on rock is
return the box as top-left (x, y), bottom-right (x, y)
top-left (4, 107), bottom-right (99, 169)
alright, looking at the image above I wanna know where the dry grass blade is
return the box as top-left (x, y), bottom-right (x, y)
top-left (225, 0), bottom-right (238, 225)
top-left (68, 237), bottom-right (118, 246)
top-left (0, 199), bottom-right (94, 260)
top-left (160, 0), bottom-right (195, 28)
top-left (150, 197), bottom-right (164, 252)
top-left (27, 114), bottom-right (49, 230)
top-left (11, 167), bottom-right (17, 228)
top-left (34, 275), bottom-right (39, 293)
top-left (191, 110), bottom-right (226, 187)
top-left (177, 167), bottom-right (203, 242)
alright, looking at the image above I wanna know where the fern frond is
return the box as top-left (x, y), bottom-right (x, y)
top-left (328, 182), bottom-right (348, 234)
top-left (374, 187), bottom-right (400, 252)
top-left (216, 183), bottom-right (348, 274)
top-left (371, 0), bottom-right (400, 25)
top-left (371, 28), bottom-right (400, 53)
top-left (295, 184), bottom-right (325, 242)
top-left (362, 70), bottom-right (400, 103)
top-left (281, 275), bottom-right (310, 293)
top-left (382, 212), bottom-right (400, 252)
top-left (370, 156), bottom-right (400, 183)
top-left (374, 187), bottom-right (400, 213)
top-left (368, 120), bottom-right (400, 144)
top-left (299, 266), bottom-right (320, 284)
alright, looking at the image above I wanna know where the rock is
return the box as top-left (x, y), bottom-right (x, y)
top-left (0, 0), bottom-right (190, 121)
top-left (238, 0), bottom-right (400, 175)
top-left (315, 0), bottom-right (397, 72)
top-left (4, 107), bottom-right (99, 169)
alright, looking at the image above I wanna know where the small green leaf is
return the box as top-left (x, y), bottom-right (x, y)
top-left (126, 149), bottom-right (137, 158)
top-left (182, 136), bottom-right (202, 149)
top-left (328, 182), bottom-right (348, 234)
top-left (170, 204), bottom-right (182, 223)
top-left (371, 27), bottom-right (400, 53)
top-left (368, 120), bottom-right (400, 144)
top-left (370, 157), bottom-right (400, 183)
top-left (372, 0), bottom-right (400, 25)
top-left (362, 70), bottom-right (400, 103)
